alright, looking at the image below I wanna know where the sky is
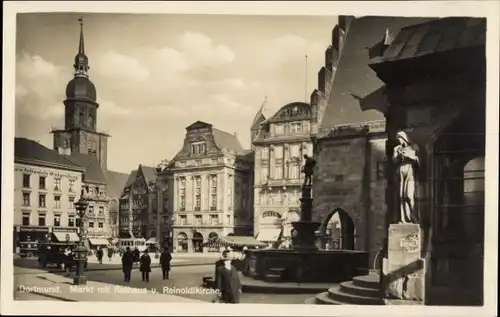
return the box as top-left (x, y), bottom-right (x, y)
top-left (15, 13), bottom-right (337, 174)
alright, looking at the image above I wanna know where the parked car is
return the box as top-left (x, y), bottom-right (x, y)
top-left (37, 242), bottom-right (88, 270)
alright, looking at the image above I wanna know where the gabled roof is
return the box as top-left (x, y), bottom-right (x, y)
top-left (14, 138), bottom-right (83, 171)
top-left (65, 153), bottom-right (107, 184)
top-left (105, 170), bottom-right (130, 198)
top-left (251, 99), bottom-right (267, 130)
top-left (186, 120), bottom-right (212, 130)
top-left (320, 16), bottom-right (434, 129)
top-left (139, 165), bottom-right (158, 185)
top-left (124, 170), bottom-right (138, 188)
top-left (376, 17), bottom-right (485, 64)
top-left (213, 128), bottom-right (244, 153)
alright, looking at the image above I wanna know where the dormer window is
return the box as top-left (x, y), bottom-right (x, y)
top-left (191, 142), bottom-right (207, 155)
top-left (290, 122), bottom-right (302, 133)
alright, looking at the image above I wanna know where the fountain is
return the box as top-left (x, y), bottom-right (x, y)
top-left (243, 156), bottom-right (369, 285)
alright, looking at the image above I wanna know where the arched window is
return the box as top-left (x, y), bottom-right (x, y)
top-left (176, 232), bottom-right (188, 253)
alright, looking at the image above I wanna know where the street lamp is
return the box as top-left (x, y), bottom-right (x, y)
top-left (73, 190), bottom-right (89, 285)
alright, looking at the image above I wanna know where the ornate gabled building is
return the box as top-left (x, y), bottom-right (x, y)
top-left (158, 121), bottom-right (253, 253)
top-left (48, 18), bottom-right (128, 244)
top-left (251, 102), bottom-right (314, 247)
top-left (118, 164), bottom-right (164, 242)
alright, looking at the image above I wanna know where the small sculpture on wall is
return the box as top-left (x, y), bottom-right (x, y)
top-left (392, 131), bottom-right (419, 224)
top-left (301, 154), bottom-right (316, 186)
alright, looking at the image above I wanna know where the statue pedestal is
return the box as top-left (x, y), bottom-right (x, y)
top-left (291, 221), bottom-right (320, 251)
top-left (382, 224), bottom-right (425, 304)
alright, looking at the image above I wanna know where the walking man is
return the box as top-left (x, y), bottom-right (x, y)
top-left (160, 247), bottom-right (172, 280)
top-left (121, 247), bottom-right (134, 282)
top-left (140, 250), bottom-right (152, 282)
top-left (215, 251), bottom-right (242, 304)
top-left (96, 247), bottom-right (104, 264)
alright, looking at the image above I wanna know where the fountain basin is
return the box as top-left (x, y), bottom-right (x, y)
top-left (244, 249), bottom-right (369, 283)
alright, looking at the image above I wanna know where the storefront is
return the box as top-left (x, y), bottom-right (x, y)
top-left (51, 227), bottom-right (79, 243)
top-left (14, 226), bottom-right (50, 254)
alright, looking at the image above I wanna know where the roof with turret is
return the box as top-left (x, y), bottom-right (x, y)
top-left (319, 16), bottom-right (434, 130)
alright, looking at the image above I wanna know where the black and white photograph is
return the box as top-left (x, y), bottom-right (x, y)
top-left (2, 1), bottom-right (498, 316)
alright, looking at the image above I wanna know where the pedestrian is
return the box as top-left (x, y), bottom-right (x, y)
top-left (107, 247), bottom-right (114, 261)
top-left (215, 250), bottom-right (242, 304)
top-left (133, 247), bottom-right (140, 266)
top-left (121, 247), bottom-right (134, 282)
top-left (139, 250), bottom-right (152, 282)
top-left (160, 247), bottom-right (172, 280)
top-left (96, 247), bottom-right (103, 264)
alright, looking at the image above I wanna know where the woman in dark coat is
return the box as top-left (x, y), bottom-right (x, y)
top-left (121, 247), bottom-right (134, 282)
top-left (160, 247), bottom-right (172, 280)
top-left (139, 250), bottom-right (152, 282)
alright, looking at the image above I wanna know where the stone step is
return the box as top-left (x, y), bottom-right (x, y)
top-left (352, 273), bottom-right (380, 289)
top-left (328, 285), bottom-right (383, 305)
top-left (263, 274), bottom-right (281, 282)
top-left (315, 291), bottom-right (342, 305)
top-left (340, 280), bottom-right (381, 298)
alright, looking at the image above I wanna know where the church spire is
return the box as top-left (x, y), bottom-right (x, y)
top-left (73, 17), bottom-right (90, 78)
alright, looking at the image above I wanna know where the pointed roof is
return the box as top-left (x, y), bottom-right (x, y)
top-left (65, 153), bottom-right (107, 184)
top-left (251, 98), bottom-right (267, 130)
top-left (138, 165), bottom-right (158, 185)
top-left (320, 16), bottom-right (434, 129)
top-left (105, 170), bottom-right (130, 198)
top-left (124, 170), bottom-right (138, 188)
top-left (14, 138), bottom-right (83, 172)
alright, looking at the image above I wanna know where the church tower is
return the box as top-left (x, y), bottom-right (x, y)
top-left (52, 18), bottom-right (110, 171)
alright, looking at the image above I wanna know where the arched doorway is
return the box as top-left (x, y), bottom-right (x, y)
top-left (257, 211), bottom-right (282, 247)
top-left (430, 112), bottom-right (485, 305)
top-left (176, 232), bottom-right (188, 253)
top-left (192, 232), bottom-right (203, 253)
top-left (207, 232), bottom-right (219, 252)
top-left (320, 208), bottom-right (355, 250)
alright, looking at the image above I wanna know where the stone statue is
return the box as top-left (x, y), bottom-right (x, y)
top-left (392, 131), bottom-right (419, 224)
top-left (301, 154), bottom-right (316, 186)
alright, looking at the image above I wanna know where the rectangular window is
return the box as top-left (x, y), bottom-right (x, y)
top-left (68, 215), bottom-right (75, 227)
top-left (38, 213), bottom-right (46, 226)
top-left (334, 174), bottom-right (344, 182)
top-left (290, 144), bottom-right (301, 158)
top-left (69, 197), bottom-right (75, 209)
top-left (180, 215), bottom-right (187, 225)
top-left (261, 168), bottom-right (269, 183)
top-left (54, 215), bottom-right (61, 227)
top-left (22, 212), bottom-right (30, 226)
top-left (23, 174), bottom-right (30, 188)
top-left (210, 175), bottom-right (217, 210)
top-left (191, 142), bottom-right (207, 155)
top-left (89, 221), bottom-right (94, 228)
top-left (98, 222), bottom-right (104, 228)
top-left (289, 163), bottom-right (300, 179)
top-left (38, 194), bottom-right (46, 208)
top-left (39, 176), bottom-right (46, 190)
top-left (275, 124), bottom-right (284, 135)
top-left (290, 122), bottom-right (302, 133)
top-left (54, 195), bottom-right (61, 209)
top-left (76, 217), bottom-right (81, 228)
top-left (195, 215), bottom-right (202, 226)
top-left (88, 205), bottom-right (94, 214)
top-left (163, 216), bottom-right (169, 225)
top-left (179, 178), bottom-right (186, 211)
top-left (274, 146), bottom-right (284, 159)
top-left (210, 215), bottom-right (218, 225)
top-left (99, 206), bottom-right (104, 215)
top-left (228, 175), bottom-right (233, 210)
top-left (69, 180), bottom-right (75, 192)
top-left (54, 178), bottom-right (61, 191)
top-left (195, 176), bottom-right (201, 210)
top-left (261, 147), bottom-right (269, 161)
top-left (22, 192), bottom-right (30, 206)
top-left (227, 214), bottom-right (231, 225)
top-left (275, 165), bottom-right (283, 179)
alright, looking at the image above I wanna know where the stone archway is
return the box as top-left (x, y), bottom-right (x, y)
top-left (192, 232), bottom-right (203, 253)
top-left (320, 208), bottom-right (355, 250)
top-left (176, 232), bottom-right (188, 253)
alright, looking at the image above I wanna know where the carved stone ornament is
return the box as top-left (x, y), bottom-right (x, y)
top-left (399, 233), bottom-right (419, 252)
top-left (270, 145), bottom-right (275, 151)
top-left (284, 144), bottom-right (289, 150)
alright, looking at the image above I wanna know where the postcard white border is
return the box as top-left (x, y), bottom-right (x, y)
top-left (2, 1), bottom-right (498, 316)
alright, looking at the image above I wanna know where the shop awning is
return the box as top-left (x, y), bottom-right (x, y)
top-left (256, 229), bottom-right (281, 242)
top-left (88, 238), bottom-right (109, 246)
top-left (202, 235), bottom-right (266, 248)
top-left (52, 232), bottom-right (79, 243)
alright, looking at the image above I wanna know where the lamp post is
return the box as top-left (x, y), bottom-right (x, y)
top-left (155, 166), bottom-right (162, 249)
top-left (73, 190), bottom-right (89, 285)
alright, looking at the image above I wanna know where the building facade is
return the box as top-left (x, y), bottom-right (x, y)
top-left (118, 165), bottom-right (162, 241)
top-left (251, 102), bottom-right (314, 246)
top-left (158, 121), bottom-right (253, 253)
top-left (13, 138), bottom-right (84, 255)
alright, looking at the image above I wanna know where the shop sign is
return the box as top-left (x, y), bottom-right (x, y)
top-left (20, 226), bottom-right (49, 233)
top-left (52, 227), bottom-right (78, 233)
